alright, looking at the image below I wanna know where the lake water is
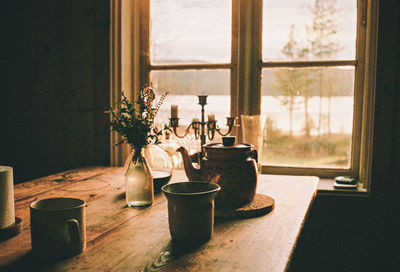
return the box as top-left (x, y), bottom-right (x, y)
top-left (155, 95), bottom-right (353, 135)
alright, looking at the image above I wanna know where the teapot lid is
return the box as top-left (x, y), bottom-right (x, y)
top-left (203, 136), bottom-right (253, 160)
top-left (203, 136), bottom-right (253, 150)
top-left (204, 142), bottom-right (253, 150)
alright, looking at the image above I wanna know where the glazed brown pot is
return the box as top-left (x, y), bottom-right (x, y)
top-left (178, 136), bottom-right (258, 207)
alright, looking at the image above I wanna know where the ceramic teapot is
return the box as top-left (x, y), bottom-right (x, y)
top-left (177, 136), bottom-right (258, 207)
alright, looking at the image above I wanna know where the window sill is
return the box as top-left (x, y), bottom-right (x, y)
top-left (317, 178), bottom-right (369, 197)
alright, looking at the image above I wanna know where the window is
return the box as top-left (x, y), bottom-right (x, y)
top-left (259, 0), bottom-right (362, 177)
top-left (143, 0), bottom-right (233, 150)
top-left (120, 0), bottom-right (377, 188)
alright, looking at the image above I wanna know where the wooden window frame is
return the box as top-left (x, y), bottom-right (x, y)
top-left (257, 0), bottom-right (366, 180)
top-left (256, 0), bottom-right (377, 190)
top-left (139, 0), bottom-right (238, 120)
top-left (112, 0), bottom-right (378, 191)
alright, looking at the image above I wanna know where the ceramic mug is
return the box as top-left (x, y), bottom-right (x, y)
top-left (162, 181), bottom-right (220, 242)
top-left (30, 197), bottom-right (86, 259)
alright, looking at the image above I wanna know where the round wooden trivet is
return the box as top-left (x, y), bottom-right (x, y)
top-left (215, 194), bottom-right (275, 219)
top-left (0, 217), bottom-right (23, 241)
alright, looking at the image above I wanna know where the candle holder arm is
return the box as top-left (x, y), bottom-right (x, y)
top-left (215, 125), bottom-right (234, 137)
top-left (214, 117), bottom-right (237, 137)
top-left (169, 118), bottom-right (194, 139)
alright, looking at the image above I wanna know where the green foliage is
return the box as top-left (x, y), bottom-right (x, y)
top-left (273, 0), bottom-right (343, 137)
top-left (108, 88), bottom-right (168, 162)
top-left (307, 0), bottom-right (341, 60)
top-left (261, 117), bottom-right (350, 167)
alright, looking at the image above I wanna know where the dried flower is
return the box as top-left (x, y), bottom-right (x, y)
top-left (107, 86), bottom-right (168, 162)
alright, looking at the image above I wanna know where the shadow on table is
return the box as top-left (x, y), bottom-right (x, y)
top-left (143, 239), bottom-right (208, 271)
top-left (1, 251), bottom-right (62, 272)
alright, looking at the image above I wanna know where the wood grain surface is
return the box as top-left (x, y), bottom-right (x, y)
top-left (0, 167), bottom-right (318, 272)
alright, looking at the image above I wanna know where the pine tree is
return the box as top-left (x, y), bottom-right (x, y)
top-left (307, 0), bottom-right (341, 135)
top-left (273, 25), bottom-right (302, 136)
top-left (274, 25), bottom-right (313, 137)
top-left (274, 0), bottom-right (342, 137)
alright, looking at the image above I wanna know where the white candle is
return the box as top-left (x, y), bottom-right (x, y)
top-left (171, 105), bottom-right (178, 118)
top-left (208, 114), bottom-right (215, 121)
top-left (0, 166), bottom-right (15, 229)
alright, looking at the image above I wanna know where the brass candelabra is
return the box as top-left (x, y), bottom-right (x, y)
top-left (168, 95), bottom-right (236, 158)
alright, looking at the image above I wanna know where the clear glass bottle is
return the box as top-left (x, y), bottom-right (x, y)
top-left (125, 148), bottom-right (154, 207)
top-left (143, 143), bottom-right (173, 192)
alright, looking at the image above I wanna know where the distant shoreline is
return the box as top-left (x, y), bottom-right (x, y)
top-left (155, 95), bottom-right (353, 135)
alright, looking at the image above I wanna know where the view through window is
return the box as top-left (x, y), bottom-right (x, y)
top-left (150, 0), bottom-right (232, 152)
top-left (260, 0), bottom-right (357, 168)
top-left (147, 0), bottom-right (359, 172)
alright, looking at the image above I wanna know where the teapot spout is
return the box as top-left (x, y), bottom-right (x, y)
top-left (177, 146), bottom-right (202, 180)
top-left (210, 174), bottom-right (221, 184)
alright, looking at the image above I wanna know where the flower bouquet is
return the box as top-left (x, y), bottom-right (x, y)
top-left (107, 86), bottom-right (169, 206)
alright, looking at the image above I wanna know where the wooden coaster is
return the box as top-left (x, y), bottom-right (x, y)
top-left (215, 194), bottom-right (275, 219)
top-left (0, 217), bottom-right (23, 241)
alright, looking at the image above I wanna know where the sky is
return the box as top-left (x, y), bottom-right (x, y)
top-left (150, 0), bottom-right (357, 64)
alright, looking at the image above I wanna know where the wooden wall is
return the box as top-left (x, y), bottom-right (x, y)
top-left (1, 0), bottom-right (110, 182)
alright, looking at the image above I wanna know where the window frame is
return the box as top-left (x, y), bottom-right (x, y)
top-left (118, 0), bottom-right (377, 189)
top-left (251, 0), bottom-right (366, 179)
top-left (139, 0), bottom-right (238, 121)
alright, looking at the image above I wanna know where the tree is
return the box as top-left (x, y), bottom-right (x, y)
top-left (307, 0), bottom-right (341, 135)
top-left (273, 25), bottom-right (303, 136)
top-left (274, 25), bottom-right (314, 137)
top-left (274, 0), bottom-right (342, 137)
top-left (297, 48), bottom-right (315, 137)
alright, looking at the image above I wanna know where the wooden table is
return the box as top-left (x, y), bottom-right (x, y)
top-left (0, 167), bottom-right (318, 272)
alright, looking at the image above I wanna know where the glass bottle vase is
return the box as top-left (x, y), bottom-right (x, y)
top-left (124, 148), bottom-right (154, 207)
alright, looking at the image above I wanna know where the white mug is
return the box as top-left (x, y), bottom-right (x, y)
top-left (30, 198), bottom-right (86, 259)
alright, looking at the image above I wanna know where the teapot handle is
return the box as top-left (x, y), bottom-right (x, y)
top-left (249, 149), bottom-right (258, 163)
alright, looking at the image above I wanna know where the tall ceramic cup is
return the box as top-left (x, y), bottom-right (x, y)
top-left (30, 198), bottom-right (86, 259)
top-left (162, 182), bottom-right (220, 242)
top-left (241, 114), bottom-right (263, 155)
top-left (241, 114), bottom-right (263, 172)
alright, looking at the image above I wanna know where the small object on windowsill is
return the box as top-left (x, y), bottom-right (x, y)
top-left (333, 176), bottom-right (358, 189)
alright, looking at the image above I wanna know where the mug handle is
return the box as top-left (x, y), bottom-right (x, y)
top-left (66, 219), bottom-right (81, 245)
